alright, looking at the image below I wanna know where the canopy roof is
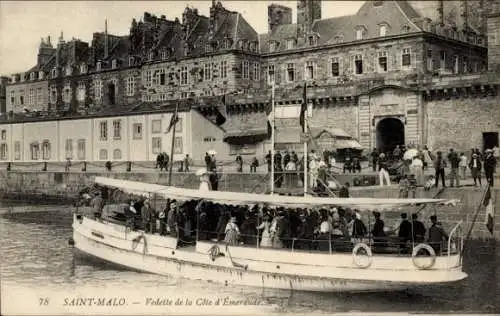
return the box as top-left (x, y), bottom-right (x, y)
top-left (95, 177), bottom-right (459, 211)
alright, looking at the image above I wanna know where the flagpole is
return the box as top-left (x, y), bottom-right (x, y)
top-left (270, 81), bottom-right (275, 195)
top-left (168, 101), bottom-right (179, 186)
top-left (303, 98), bottom-right (308, 197)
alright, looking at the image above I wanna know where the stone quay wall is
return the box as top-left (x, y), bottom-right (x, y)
top-left (0, 170), bottom-right (498, 241)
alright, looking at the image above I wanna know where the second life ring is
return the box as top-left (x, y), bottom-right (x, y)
top-left (352, 242), bottom-right (373, 268)
top-left (412, 243), bottom-right (436, 270)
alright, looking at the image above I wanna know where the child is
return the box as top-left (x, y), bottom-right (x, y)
top-left (424, 175), bottom-right (435, 191)
top-left (399, 175), bottom-right (409, 198)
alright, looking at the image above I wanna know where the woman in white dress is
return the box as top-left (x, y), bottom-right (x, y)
top-left (257, 215), bottom-right (272, 248)
top-left (224, 217), bottom-right (240, 245)
top-left (199, 173), bottom-right (211, 191)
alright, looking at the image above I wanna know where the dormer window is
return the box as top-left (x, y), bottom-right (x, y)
top-left (333, 34), bottom-right (344, 43)
top-left (223, 38), bottom-right (232, 49)
top-left (11, 75), bottom-right (16, 83)
top-left (128, 57), bottom-right (134, 67)
top-left (378, 24), bottom-right (389, 36)
top-left (80, 63), bottom-right (87, 74)
top-left (355, 28), bottom-right (365, 40)
top-left (96, 62), bottom-right (102, 71)
top-left (161, 50), bottom-right (168, 60)
top-left (402, 24), bottom-right (411, 33)
top-left (65, 65), bottom-right (72, 76)
top-left (148, 51), bottom-right (154, 61)
top-left (20, 73), bottom-right (25, 82)
top-left (286, 39), bottom-right (295, 50)
top-left (205, 44), bottom-right (212, 53)
top-left (308, 35), bottom-right (317, 46)
top-left (269, 41), bottom-right (278, 52)
top-left (237, 40), bottom-right (244, 50)
top-left (30, 72), bottom-right (36, 81)
top-left (39, 71), bottom-right (44, 79)
top-left (51, 68), bottom-right (58, 78)
top-left (111, 59), bottom-right (117, 69)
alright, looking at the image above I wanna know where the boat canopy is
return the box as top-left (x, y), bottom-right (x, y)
top-left (94, 177), bottom-right (459, 211)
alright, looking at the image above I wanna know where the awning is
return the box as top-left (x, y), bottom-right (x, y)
top-left (223, 127), bottom-right (269, 144)
top-left (310, 127), bottom-right (352, 139)
top-left (222, 112), bottom-right (270, 144)
top-left (335, 139), bottom-right (363, 149)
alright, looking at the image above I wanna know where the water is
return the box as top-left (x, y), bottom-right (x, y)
top-left (1, 203), bottom-right (499, 315)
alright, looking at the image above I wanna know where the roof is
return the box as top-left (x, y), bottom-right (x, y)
top-left (260, 0), bottom-right (423, 53)
top-left (310, 127), bottom-right (352, 140)
top-left (222, 112), bottom-right (269, 143)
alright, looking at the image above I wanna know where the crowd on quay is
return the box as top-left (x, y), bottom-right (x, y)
top-left (83, 186), bottom-right (450, 255)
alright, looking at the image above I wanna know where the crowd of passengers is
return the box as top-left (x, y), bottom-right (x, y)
top-left (83, 188), bottom-right (450, 255)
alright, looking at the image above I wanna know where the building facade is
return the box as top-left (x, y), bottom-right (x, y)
top-left (2, 0), bottom-right (499, 164)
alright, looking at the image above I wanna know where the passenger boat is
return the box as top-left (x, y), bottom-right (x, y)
top-left (72, 176), bottom-right (466, 293)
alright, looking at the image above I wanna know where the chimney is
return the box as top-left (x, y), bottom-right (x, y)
top-left (437, 0), bottom-right (444, 25)
top-left (47, 36), bottom-right (51, 46)
top-left (268, 4), bottom-right (293, 34)
top-left (104, 19), bottom-right (109, 58)
top-left (458, 0), bottom-right (468, 31)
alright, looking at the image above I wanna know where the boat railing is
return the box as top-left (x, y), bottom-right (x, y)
top-left (447, 220), bottom-right (464, 258)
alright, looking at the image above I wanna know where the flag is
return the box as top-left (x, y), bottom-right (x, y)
top-left (266, 83), bottom-right (275, 138)
top-left (484, 185), bottom-right (495, 235)
top-left (215, 94), bottom-right (227, 126)
top-left (299, 83), bottom-right (307, 132)
top-left (166, 104), bottom-right (179, 133)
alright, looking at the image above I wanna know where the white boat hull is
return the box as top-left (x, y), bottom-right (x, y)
top-left (72, 215), bottom-right (467, 293)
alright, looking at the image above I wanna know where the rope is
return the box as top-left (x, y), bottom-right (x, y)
top-left (131, 233), bottom-right (148, 254)
top-left (208, 245), bottom-right (224, 261)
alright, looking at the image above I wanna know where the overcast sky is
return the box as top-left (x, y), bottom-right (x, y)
top-left (0, 1), bottom-right (362, 75)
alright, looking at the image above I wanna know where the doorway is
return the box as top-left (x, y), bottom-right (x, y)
top-left (483, 132), bottom-right (499, 151)
top-left (376, 117), bottom-right (405, 154)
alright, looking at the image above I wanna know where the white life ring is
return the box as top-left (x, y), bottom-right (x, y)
top-left (412, 243), bottom-right (436, 270)
top-left (352, 242), bottom-right (373, 268)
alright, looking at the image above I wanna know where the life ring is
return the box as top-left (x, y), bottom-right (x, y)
top-left (412, 243), bottom-right (436, 270)
top-left (208, 245), bottom-right (224, 261)
top-left (352, 242), bottom-right (373, 268)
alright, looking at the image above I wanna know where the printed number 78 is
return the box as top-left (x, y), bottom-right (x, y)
top-left (39, 298), bottom-right (49, 306)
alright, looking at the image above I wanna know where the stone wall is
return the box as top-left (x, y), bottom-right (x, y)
top-left (0, 170), bottom-right (498, 241)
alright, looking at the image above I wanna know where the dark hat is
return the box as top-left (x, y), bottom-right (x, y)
top-left (401, 213), bottom-right (408, 219)
top-left (372, 211), bottom-right (381, 217)
top-left (430, 215), bottom-right (437, 221)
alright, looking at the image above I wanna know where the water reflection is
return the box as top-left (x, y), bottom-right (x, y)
top-left (0, 204), bottom-right (498, 313)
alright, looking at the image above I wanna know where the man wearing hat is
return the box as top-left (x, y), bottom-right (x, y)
top-left (428, 215), bottom-right (448, 254)
top-left (141, 199), bottom-right (154, 233)
top-left (469, 153), bottom-right (482, 186)
top-left (484, 149), bottom-right (497, 186)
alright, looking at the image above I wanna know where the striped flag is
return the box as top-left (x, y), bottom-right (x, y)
top-left (166, 103), bottom-right (179, 134)
top-left (299, 83), bottom-right (307, 133)
top-left (266, 83), bottom-right (275, 137)
top-left (215, 94), bottom-right (227, 126)
top-left (484, 185), bottom-right (495, 235)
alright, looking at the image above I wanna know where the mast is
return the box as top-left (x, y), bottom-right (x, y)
top-left (270, 81), bottom-right (275, 195)
top-left (168, 102), bottom-right (179, 186)
top-left (303, 86), bottom-right (308, 197)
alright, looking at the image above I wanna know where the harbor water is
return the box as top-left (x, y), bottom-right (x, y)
top-left (1, 202), bottom-right (499, 315)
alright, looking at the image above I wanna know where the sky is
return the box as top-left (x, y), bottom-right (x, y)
top-left (0, 1), bottom-right (363, 75)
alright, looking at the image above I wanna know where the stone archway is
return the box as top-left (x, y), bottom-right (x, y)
top-left (376, 117), bottom-right (405, 154)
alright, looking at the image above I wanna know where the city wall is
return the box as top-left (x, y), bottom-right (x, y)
top-left (0, 170), bottom-right (498, 241)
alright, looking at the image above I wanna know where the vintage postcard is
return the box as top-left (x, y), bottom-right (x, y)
top-left (0, 0), bottom-right (499, 315)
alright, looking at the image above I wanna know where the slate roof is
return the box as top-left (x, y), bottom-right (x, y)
top-left (260, 0), bottom-right (423, 53)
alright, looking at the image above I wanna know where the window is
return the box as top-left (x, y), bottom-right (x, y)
top-left (14, 141), bottom-right (20, 160)
top-left (149, 51), bottom-right (154, 61)
top-left (202, 63), bottom-right (211, 81)
top-left (80, 64), bottom-right (87, 74)
top-left (180, 66), bottom-right (188, 85)
top-left (463, 57), bottom-right (468, 73)
top-left (41, 141), bottom-right (50, 160)
top-left (379, 25), bottom-right (387, 36)
top-left (77, 139), bottom-right (86, 160)
top-left (175, 117), bottom-right (183, 132)
top-left (252, 63), bottom-right (260, 81)
top-left (65, 65), bottom-right (72, 76)
top-left (30, 72), bottom-right (36, 81)
top-left (30, 142), bottom-right (40, 160)
top-left (427, 49), bottom-right (433, 71)
top-left (29, 89), bottom-right (35, 105)
top-left (99, 149), bottom-right (108, 160)
top-left (113, 120), bottom-right (121, 139)
top-left (36, 88), bottom-right (42, 104)
top-left (129, 57), bottom-right (134, 67)
top-left (354, 55), bottom-right (363, 74)
top-left (94, 80), bottom-right (103, 100)
top-left (126, 77), bottom-right (135, 96)
top-left (267, 65), bottom-right (275, 84)
top-left (181, 92), bottom-right (189, 99)
top-left (305, 61), bottom-right (314, 80)
top-left (39, 71), bottom-right (45, 79)
top-left (402, 48), bottom-right (412, 67)
top-left (1, 130), bottom-right (6, 140)
top-left (439, 51), bottom-right (446, 69)
top-left (161, 50), bottom-right (168, 60)
top-left (269, 41), bottom-right (277, 52)
top-left (63, 85), bottom-right (71, 103)
top-left (286, 63), bottom-right (295, 82)
top-left (174, 137), bottom-right (183, 154)
top-left (286, 39), bottom-right (295, 50)
top-left (331, 57), bottom-right (340, 77)
top-left (50, 86), bottom-right (57, 103)
top-left (10, 91), bottom-right (14, 106)
top-left (152, 137), bottom-right (162, 154)
top-left (65, 139), bottom-right (73, 159)
top-left (159, 93), bottom-right (168, 101)
top-left (0, 144), bottom-right (7, 160)
top-left (111, 59), bottom-right (117, 69)
top-left (308, 36), bottom-right (316, 46)
top-left (51, 68), bottom-right (57, 78)
top-left (99, 121), bottom-right (108, 141)
top-left (19, 91), bottom-right (24, 106)
top-left (152, 119), bottom-right (162, 133)
top-left (453, 55), bottom-right (459, 73)
top-left (77, 82), bottom-right (86, 101)
top-left (145, 70), bottom-right (153, 87)
top-left (113, 149), bottom-right (122, 160)
top-left (132, 123), bottom-right (142, 139)
top-left (220, 61), bottom-right (228, 79)
top-left (157, 69), bottom-right (166, 85)
top-left (241, 61), bottom-right (249, 79)
top-left (378, 51), bottom-right (388, 72)
top-left (96, 62), bottom-right (102, 71)
top-left (356, 29), bottom-right (363, 40)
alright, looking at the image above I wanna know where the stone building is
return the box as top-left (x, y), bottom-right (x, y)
top-left (1, 0), bottom-right (499, 164)
top-left (0, 76), bottom-right (9, 114)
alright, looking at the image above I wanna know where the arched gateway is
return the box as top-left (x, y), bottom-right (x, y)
top-left (376, 117), bottom-right (405, 153)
